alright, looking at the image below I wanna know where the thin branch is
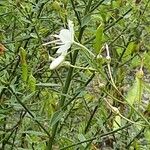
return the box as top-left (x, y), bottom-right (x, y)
top-left (8, 87), bottom-right (51, 138)
top-left (60, 123), bottom-right (133, 150)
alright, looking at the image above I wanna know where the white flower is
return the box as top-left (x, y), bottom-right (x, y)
top-left (50, 54), bottom-right (65, 70)
top-left (43, 20), bottom-right (74, 54)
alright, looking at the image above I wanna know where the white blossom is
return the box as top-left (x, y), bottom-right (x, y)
top-left (43, 20), bottom-right (74, 54)
top-left (43, 20), bottom-right (95, 70)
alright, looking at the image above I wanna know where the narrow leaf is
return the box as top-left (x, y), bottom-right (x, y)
top-left (22, 92), bottom-right (35, 102)
top-left (81, 14), bottom-right (91, 28)
top-left (145, 129), bottom-right (150, 145)
top-left (36, 83), bottom-right (60, 87)
top-left (50, 110), bottom-right (63, 127)
top-left (126, 81), bottom-right (138, 106)
top-left (124, 42), bottom-right (138, 57)
top-left (113, 115), bottom-right (121, 130)
top-left (126, 75), bottom-right (143, 106)
top-left (78, 134), bottom-right (87, 147)
top-left (20, 47), bottom-right (28, 82)
top-left (144, 52), bottom-right (150, 72)
top-left (28, 74), bottom-right (36, 92)
top-left (143, 82), bottom-right (150, 93)
top-left (94, 24), bottom-right (104, 54)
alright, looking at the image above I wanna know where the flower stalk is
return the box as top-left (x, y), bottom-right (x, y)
top-left (73, 41), bottom-right (95, 57)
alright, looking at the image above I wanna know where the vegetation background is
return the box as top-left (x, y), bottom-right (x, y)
top-left (0, 0), bottom-right (150, 149)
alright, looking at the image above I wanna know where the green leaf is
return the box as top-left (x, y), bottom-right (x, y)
top-left (22, 131), bottom-right (46, 136)
top-left (21, 64), bottom-right (28, 82)
top-left (144, 52), bottom-right (150, 72)
top-left (28, 74), bottom-right (36, 92)
top-left (52, 1), bottom-right (61, 11)
top-left (50, 110), bottom-right (63, 127)
top-left (20, 47), bottom-right (28, 82)
top-left (143, 82), bottom-right (150, 93)
top-left (113, 115), bottom-right (121, 130)
top-left (30, 33), bottom-right (38, 39)
top-left (0, 85), bottom-right (6, 92)
top-left (136, 71), bottom-right (144, 104)
top-left (124, 42), bottom-right (138, 58)
top-left (144, 129), bottom-right (150, 145)
top-left (22, 92), bottom-right (35, 102)
top-left (130, 55), bottom-right (140, 68)
top-left (94, 24), bottom-right (104, 54)
top-left (36, 83), bottom-right (60, 87)
top-left (78, 134), bottom-right (87, 147)
top-left (81, 14), bottom-right (91, 28)
top-left (126, 75), bottom-right (143, 106)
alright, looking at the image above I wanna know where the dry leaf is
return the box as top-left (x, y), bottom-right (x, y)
top-left (0, 43), bottom-right (5, 55)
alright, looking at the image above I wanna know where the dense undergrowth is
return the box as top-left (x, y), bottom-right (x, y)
top-left (0, 0), bottom-right (150, 149)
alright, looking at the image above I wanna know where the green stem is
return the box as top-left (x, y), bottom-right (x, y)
top-left (73, 41), bottom-right (95, 57)
top-left (84, 0), bottom-right (93, 15)
top-left (69, 63), bottom-right (96, 71)
top-left (89, 0), bottom-right (105, 13)
top-left (8, 87), bottom-right (51, 137)
top-left (60, 123), bottom-right (132, 150)
top-left (47, 0), bottom-right (99, 148)
top-left (84, 8), bottom-right (133, 44)
top-left (48, 27), bottom-right (85, 150)
top-left (70, 0), bottom-right (81, 24)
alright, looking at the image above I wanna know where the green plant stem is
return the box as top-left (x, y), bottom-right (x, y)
top-left (47, 1), bottom-right (108, 148)
top-left (70, 0), bottom-right (81, 24)
top-left (60, 123), bottom-right (132, 150)
top-left (69, 63), bottom-right (96, 71)
top-left (8, 87), bottom-right (51, 137)
top-left (84, 8), bottom-right (133, 44)
top-left (47, 27), bottom-right (85, 150)
top-left (47, 1), bottom-right (95, 146)
top-left (106, 62), bottom-right (150, 126)
top-left (73, 41), bottom-right (95, 57)
top-left (58, 73), bottom-right (95, 133)
top-left (126, 127), bottom-right (145, 148)
top-left (90, 0), bottom-right (105, 13)
top-left (84, 0), bottom-right (93, 15)
top-left (84, 105), bottom-right (98, 133)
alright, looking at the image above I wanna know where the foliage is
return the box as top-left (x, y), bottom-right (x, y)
top-left (0, 0), bottom-right (150, 149)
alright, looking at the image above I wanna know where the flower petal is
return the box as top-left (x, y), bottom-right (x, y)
top-left (56, 42), bottom-right (71, 54)
top-left (68, 20), bottom-right (74, 42)
top-left (50, 55), bottom-right (65, 70)
top-left (42, 39), bottom-right (60, 46)
top-left (59, 29), bottom-right (72, 43)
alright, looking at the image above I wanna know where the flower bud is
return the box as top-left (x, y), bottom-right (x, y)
top-left (136, 69), bottom-right (144, 79)
top-left (106, 56), bottom-right (111, 63)
top-left (111, 106), bottom-right (120, 115)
